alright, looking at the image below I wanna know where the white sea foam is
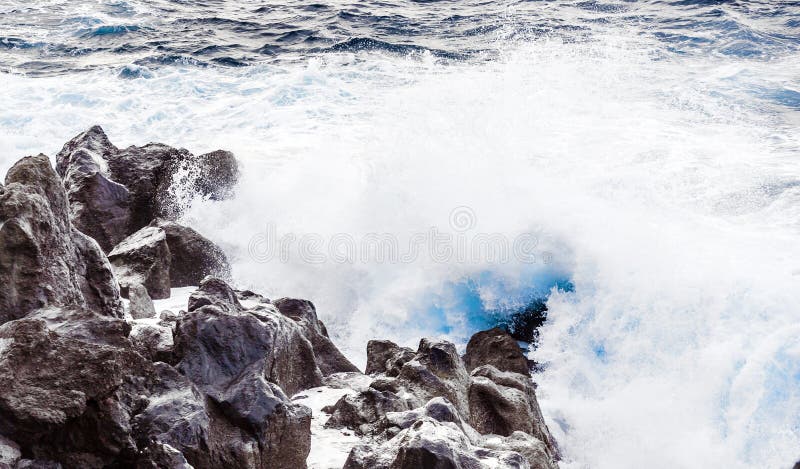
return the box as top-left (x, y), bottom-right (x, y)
top-left (1, 24), bottom-right (799, 469)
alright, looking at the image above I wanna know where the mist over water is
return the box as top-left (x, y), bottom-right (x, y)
top-left (1, 1), bottom-right (800, 468)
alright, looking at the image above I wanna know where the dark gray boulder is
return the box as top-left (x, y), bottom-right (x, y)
top-left (129, 323), bottom-right (173, 363)
top-left (129, 283), bottom-right (156, 319)
top-left (273, 298), bottom-right (359, 376)
top-left (186, 277), bottom-right (243, 313)
top-left (0, 155), bottom-right (123, 324)
top-left (150, 218), bottom-right (230, 287)
top-left (108, 226), bottom-right (171, 300)
top-left (55, 126), bottom-right (240, 245)
top-left (323, 388), bottom-right (411, 435)
top-left (55, 126), bottom-right (131, 252)
top-left (0, 318), bottom-right (148, 467)
top-left (464, 327), bottom-right (531, 376)
top-left (468, 365), bottom-right (558, 459)
top-left (174, 302), bottom-right (323, 397)
top-left (365, 339), bottom-right (415, 376)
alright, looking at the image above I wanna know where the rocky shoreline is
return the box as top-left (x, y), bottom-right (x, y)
top-left (0, 128), bottom-right (559, 469)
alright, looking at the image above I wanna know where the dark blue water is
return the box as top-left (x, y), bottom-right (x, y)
top-left (1, 0), bottom-right (799, 75)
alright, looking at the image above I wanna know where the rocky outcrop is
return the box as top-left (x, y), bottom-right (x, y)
top-left (469, 365), bottom-right (557, 453)
top-left (364, 339), bottom-right (415, 376)
top-left (344, 417), bottom-right (529, 469)
top-left (338, 329), bottom-right (560, 469)
top-left (129, 283), bottom-right (156, 319)
top-left (108, 226), bottom-right (171, 299)
top-left (108, 221), bottom-right (231, 299)
top-left (56, 126), bottom-right (240, 245)
top-left (1, 138), bottom-right (562, 469)
top-left (273, 298), bottom-right (359, 376)
top-left (464, 327), bottom-right (531, 376)
top-left (0, 154), bottom-right (122, 324)
top-left (150, 218), bottom-right (230, 287)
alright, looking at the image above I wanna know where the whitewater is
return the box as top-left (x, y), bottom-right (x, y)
top-left (1, 0), bottom-right (799, 468)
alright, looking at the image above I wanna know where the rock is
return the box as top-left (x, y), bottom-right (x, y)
top-left (28, 306), bottom-right (131, 348)
top-left (380, 397), bottom-right (480, 443)
top-left (55, 126), bottom-right (131, 252)
top-left (174, 299), bottom-right (322, 398)
top-left (56, 127), bottom-right (240, 242)
top-left (365, 340), bottom-right (415, 377)
top-left (129, 324), bottom-right (173, 362)
top-left (0, 318), bottom-right (147, 467)
top-left (213, 372), bottom-right (311, 469)
top-left (343, 417), bottom-right (528, 469)
top-left (149, 219), bottom-right (230, 287)
top-left (187, 277), bottom-right (242, 313)
top-left (323, 388), bottom-right (410, 435)
top-left (0, 155), bottom-right (122, 324)
top-left (108, 226), bottom-right (171, 300)
top-left (273, 298), bottom-right (359, 376)
top-left (464, 327), bottom-right (531, 376)
top-left (0, 434), bottom-right (21, 468)
top-left (468, 365), bottom-right (558, 458)
top-left (393, 338), bottom-right (471, 418)
top-left (129, 284), bottom-right (157, 319)
top-left (180, 150), bottom-right (240, 201)
top-left (483, 432), bottom-right (559, 469)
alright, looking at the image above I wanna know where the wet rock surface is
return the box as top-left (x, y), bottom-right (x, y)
top-left (56, 126), bottom-right (240, 239)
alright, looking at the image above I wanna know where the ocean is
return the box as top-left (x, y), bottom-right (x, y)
top-left (1, 1), bottom-right (799, 467)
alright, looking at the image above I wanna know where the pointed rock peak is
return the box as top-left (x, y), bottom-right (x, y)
top-left (56, 125), bottom-right (118, 177)
top-left (187, 277), bottom-right (242, 313)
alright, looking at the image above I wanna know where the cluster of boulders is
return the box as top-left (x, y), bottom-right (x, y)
top-left (0, 127), bottom-right (560, 469)
top-left (323, 328), bottom-right (559, 469)
top-left (55, 126), bottom-right (233, 299)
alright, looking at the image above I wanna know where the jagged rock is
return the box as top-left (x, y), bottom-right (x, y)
top-left (172, 149), bottom-right (239, 203)
top-left (365, 340), bottom-right (415, 376)
top-left (129, 284), bottom-right (157, 319)
top-left (0, 434), bottom-right (21, 467)
top-left (483, 432), bottom-right (559, 469)
top-left (149, 219), bottom-right (230, 286)
top-left (0, 155), bottom-right (123, 324)
top-left (380, 397), bottom-right (481, 443)
top-left (0, 318), bottom-right (147, 467)
top-left (343, 417), bottom-right (529, 469)
top-left (468, 365), bottom-right (558, 458)
top-left (464, 327), bottom-right (531, 376)
top-left (174, 298), bottom-right (322, 397)
top-left (55, 126), bottom-right (131, 252)
top-left (186, 277), bottom-right (242, 313)
top-left (273, 298), bottom-right (359, 376)
top-left (213, 372), bottom-right (311, 468)
top-left (56, 127), bottom-right (240, 245)
top-left (57, 127), bottom-right (239, 233)
top-left (393, 338), bottom-right (471, 418)
top-left (323, 388), bottom-right (411, 435)
top-left (130, 324), bottom-right (173, 363)
top-left (108, 226), bottom-right (171, 300)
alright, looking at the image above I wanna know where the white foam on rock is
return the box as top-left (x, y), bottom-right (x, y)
top-left (292, 385), bottom-right (363, 469)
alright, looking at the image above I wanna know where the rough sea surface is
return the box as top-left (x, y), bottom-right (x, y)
top-left (1, 1), bottom-right (799, 468)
